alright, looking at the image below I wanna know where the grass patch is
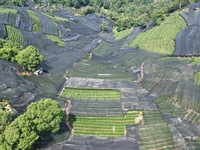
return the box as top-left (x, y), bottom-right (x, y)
top-left (195, 71), bottom-right (200, 84)
top-left (6, 25), bottom-right (23, 45)
top-left (113, 27), bottom-right (133, 40)
top-left (0, 7), bottom-right (17, 14)
top-left (130, 12), bottom-right (186, 54)
top-left (45, 34), bottom-right (65, 46)
top-left (27, 10), bottom-right (41, 32)
top-left (42, 12), bottom-right (68, 22)
top-left (62, 87), bottom-right (120, 99)
top-left (68, 111), bottom-right (142, 137)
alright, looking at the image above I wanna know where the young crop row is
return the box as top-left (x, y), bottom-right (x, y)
top-left (62, 87), bottom-right (120, 99)
top-left (186, 111), bottom-right (200, 125)
top-left (45, 34), bottom-right (65, 46)
top-left (113, 27), bottom-right (133, 40)
top-left (155, 96), bottom-right (187, 117)
top-left (68, 111), bottom-right (141, 137)
top-left (138, 111), bottom-right (178, 149)
top-left (130, 13), bottom-right (186, 54)
top-left (41, 12), bottom-right (68, 22)
top-left (0, 7), bottom-right (18, 14)
top-left (6, 25), bottom-right (23, 45)
top-left (27, 10), bottom-right (41, 32)
top-left (175, 83), bottom-right (200, 113)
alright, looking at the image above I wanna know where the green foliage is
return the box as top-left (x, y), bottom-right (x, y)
top-left (46, 34), bottom-right (65, 46)
top-left (0, 7), bottom-right (17, 14)
top-left (150, 9), bottom-right (166, 25)
top-left (195, 71), bottom-right (200, 84)
top-left (130, 13), bottom-right (186, 54)
top-left (83, 5), bottom-right (95, 15)
top-left (62, 87), bottom-right (120, 99)
top-left (100, 22), bottom-right (106, 33)
top-left (0, 110), bottom-right (11, 133)
top-left (42, 12), bottom-right (68, 22)
top-left (6, 25), bottom-right (23, 45)
top-left (0, 40), bottom-right (23, 61)
top-left (1, 98), bottom-right (64, 149)
top-left (15, 45), bottom-right (43, 71)
top-left (69, 111), bottom-right (141, 137)
top-left (113, 27), bottom-right (133, 40)
top-left (27, 10), bottom-right (41, 32)
top-left (25, 98), bottom-right (65, 133)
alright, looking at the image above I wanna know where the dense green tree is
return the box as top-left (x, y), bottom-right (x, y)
top-left (0, 110), bottom-right (11, 134)
top-left (1, 98), bottom-right (64, 150)
top-left (15, 45), bottom-right (43, 71)
top-left (0, 41), bottom-right (23, 62)
top-left (150, 9), bottom-right (165, 25)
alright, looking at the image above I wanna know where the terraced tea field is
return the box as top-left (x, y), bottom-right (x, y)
top-left (6, 25), bottom-right (23, 45)
top-left (185, 111), bottom-right (200, 125)
top-left (62, 87), bottom-right (120, 99)
top-left (45, 34), bottom-right (65, 46)
top-left (138, 111), bottom-right (180, 150)
top-left (27, 10), bottom-right (41, 32)
top-left (155, 96), bottom-right (187, 117)
top-left (68, 111), bottom-right (142, 137)
top-left (130, 12), bottom-right (186, 54)
top-left (113, 27), bottom-right (133, 40)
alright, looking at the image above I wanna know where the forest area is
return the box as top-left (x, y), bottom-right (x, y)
top-left (0, 0), bottom-right (198, 31)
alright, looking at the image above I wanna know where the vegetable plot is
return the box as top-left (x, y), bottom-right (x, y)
top-left (27, 10), bottom-right (41, 32)
top-left (62, 87), bottom-right (120, 99)
top-left (68, 111), bottom-right (141, 137)
top-left (6, 25), bottom-right (23, 45)
top-left (130, 13), bottom-right (186, 54)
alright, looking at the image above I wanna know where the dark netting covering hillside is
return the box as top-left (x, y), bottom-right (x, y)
top-left (5, 6), bottom-right (32, 31)
top-left (45, 135), bottom-right (139, 150)
top-left (65, 78), bottom-right (157, 116)
top-left (0, 12), bottom-right (18, 27)
top-left (0, 59), bottom-right (41, 110)
top-left (0, 24), bottom-right (7, 38)
top-left (164, 114), bottom-right (200, 149)
top-left (35, 10), bottom-right (59, 35)
top-left (174, 11), bottom-right (200, 55)
top-left (0, 5), bottom-right (200, 150)
top-left (190, 1), bottom-right (200, 10)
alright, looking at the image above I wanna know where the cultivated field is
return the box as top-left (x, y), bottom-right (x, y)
top-left (68, 111), bottom-right (142, 137)
top-left (130, 12), bottom-right (186, 54)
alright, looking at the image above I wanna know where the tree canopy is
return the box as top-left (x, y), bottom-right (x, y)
top-left (15, 45), bottom-right (43, 71)
top-left (0, 98), bottom-right (65, 150)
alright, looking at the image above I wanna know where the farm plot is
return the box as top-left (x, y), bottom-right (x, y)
top-left (70, 98), bottom-right (123, 116)
top-left (141, 67), bottom-right (180, 95)
top-left (137, 111), bottom-right (180, 150)
top-left (175, 82), bottom-right (200, 113)
top-left (35, 10), bottom-right (59, 36)
top-left (62, 87), bottom-right (120, 99)
top-left (6, 25), bottom-right (23, 45)
top-left (45, 34), bottom-right (64, 46)
top-left (113, 27), bottom-right (133, 41)
top-left (155, 96), bottom-right (187, 117)
top-left (169, 117), bottom-right (200, 149)
top-left (130, 12), bottom-right (186, 54)
top-left (68, 111), bottom-right (142, 137)
top-left (27, 10), bottom-right (41, 32)
top-left (186, 111), bottom-right (200, 125)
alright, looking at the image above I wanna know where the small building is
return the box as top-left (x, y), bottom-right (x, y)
top-left (34, 68), bottom-right (43, 76)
